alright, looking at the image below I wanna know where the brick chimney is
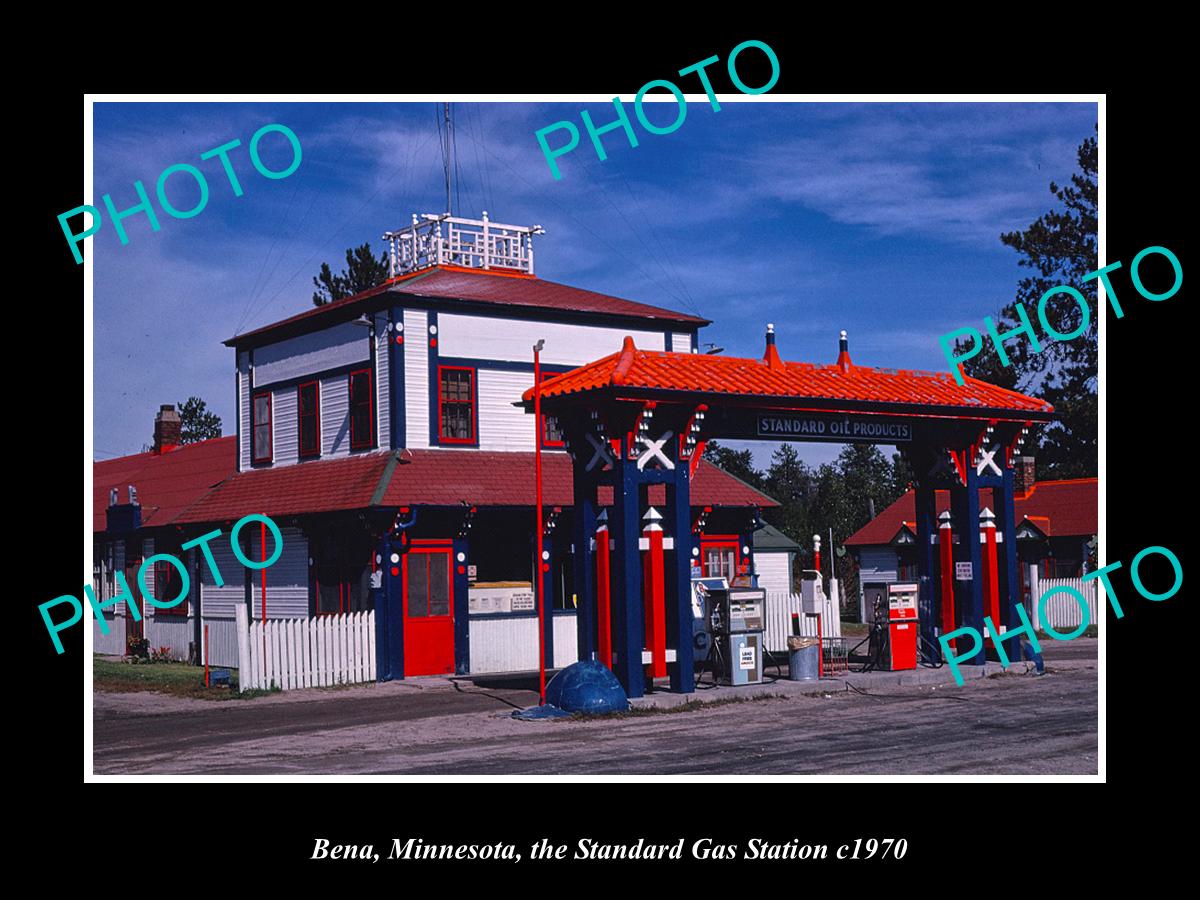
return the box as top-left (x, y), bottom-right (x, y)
top-left (154, 404), bottom-right (182, 453)
top-left (1013, 455), bottom-right (1036, 496)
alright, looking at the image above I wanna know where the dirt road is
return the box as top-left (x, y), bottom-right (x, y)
top-left (93, 642), bottom-right (1097, 775)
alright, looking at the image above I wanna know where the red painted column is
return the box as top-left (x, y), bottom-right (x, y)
top-left (938, 510), bottom-right (956, 647)
top-left (595, 511), bottom-right (613, 668)
top-left (980, 507), bottom-right (1001, 643)
top-left (642, 508), bottom-right (667, 679)
top-left (812, 534), bottom-right (822, 575)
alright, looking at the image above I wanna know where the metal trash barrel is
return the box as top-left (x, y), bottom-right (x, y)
top-left (787, 636), bottom-right (820, 681)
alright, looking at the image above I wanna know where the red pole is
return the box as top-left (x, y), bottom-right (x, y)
top-left (261, 517), bottom-right (268, 661)
top-left (938, 511), bottom-right (957, 648)
top-left (596, 516), bottom-right (612, 667)
top-left (817, 612), bottom-right (823, 679)
top-left (534, 341), bottom-right (546, 704)
top-left (642, 512), bottom-right (667, 679)
top-left (204, 623), bottom-right (210, 687)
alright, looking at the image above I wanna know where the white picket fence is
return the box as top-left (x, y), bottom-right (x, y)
top-left (764, 592), bottom-right (841, 653)
top-left (235, 605), bottom-right (376, 692)
top-left (1029, 574), bottom-right (1098, 631)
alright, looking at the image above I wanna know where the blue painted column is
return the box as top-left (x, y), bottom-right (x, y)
top-left (951, 465), bottom-right (986, 663)
top-left (610, 452), bottom-right (645, 698)
top-left (667, 457), bottom-right (695, 693)
top-left (453, 537), bottom-right (470, 675)
top-left (994, 466), bottom-right (1022, 632)
top-left (374, 538), bottom-right (390, 681)
top-left (384, 539), bottom-right (405, 679)
top-left (571, 457), bottom-right (598, 663)
top-left (913, 480), bottom-right (940, 660)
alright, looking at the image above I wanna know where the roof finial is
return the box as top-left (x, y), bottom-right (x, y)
top-left (837, 329), bottom-right (853, 373)
top-left (763, 323), bottom-right (785, 371)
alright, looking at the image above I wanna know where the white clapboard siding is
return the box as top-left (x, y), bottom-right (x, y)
top-left (764, 592), bottom-right (841, 652)
top-left (375, 313), bottom-right (390, 447)
top-left (436, 312), bottom-right (667, 366)
top-left (238, 351), bottom-right (251, 470)
top-left (252, 320), bottom-right (370, 385)
top-left (1029, 575), bottom-right (1098, 631)
top-left (93, 612), bottom-right (126, 656)
top-left (142, 615), bottom-right (192, 661)
top-left (754, 552), bottom-right (793, 595)
top-left (237, 607), bottom-right (375, 692)
top-left (200, 616), bottom-right (240, 668)
top-left (470, 617), bottom-right (539, 673)
top-left (199, 538), bottom-right (249, 618)
top-left (403, 309), bottom-right (429, 447)
top-left (247, 527), bottom-right (309, 619)
top-left (857, 547), bottom-right (899, 584)
top-left (322, 371), bottom-right (351, 457)
top-left (271, 384), bottom-right (299, 465)
top-left (671, 332), bottom-right (693, 353)
top-left (477, 368), bottom-right (537, 451)
top-left (553, 614), bottom-right (579, 669)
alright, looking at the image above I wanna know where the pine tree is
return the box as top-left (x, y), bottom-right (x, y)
top-left (177, 397), bottom-right (222, 443)
top-left (312, 243), bottom-right (391, 307)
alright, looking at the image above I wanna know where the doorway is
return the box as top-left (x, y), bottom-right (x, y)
top-left (403, 543), bottom-right (455, 675)
top-left (123, 538), bottom-right (144, 642)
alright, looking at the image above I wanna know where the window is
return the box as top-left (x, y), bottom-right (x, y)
top-left (406, 551), bottom-right (452, 617)
top-left (298, 381), bottom-right (320, 458)
top-left (252, 391), bottom-right (272, 463)
top-left (438, 366), bottom-right (475, 443)
top-left (702, 541), bottom-right (738, 579)
top-left (154, 558), bottom-right (188, 616)
top-left (349, 369), bottom-right (373, 450)
top-left (539, 371), bottom-right (564, 448)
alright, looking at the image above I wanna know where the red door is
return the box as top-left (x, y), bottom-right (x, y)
top-left (124, 546), bottom-right (144, 642)
top-left (403, 546), bottom-right (455, 675)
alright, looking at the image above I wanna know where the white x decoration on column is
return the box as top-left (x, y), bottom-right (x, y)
top-left (637, 430), bottom-right (675, 471)
top-left (585, 433), bottom-right (615, 472)
top-left (976, 443), bottom-right (1001, 476)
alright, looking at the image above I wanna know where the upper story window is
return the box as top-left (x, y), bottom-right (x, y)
top-left (438, 366), bottom-right (476, 444)
top-left (298, 381), bottom-right (320, 458)
top-left (349, 369), bottom-right (374, 450)
top-left (252, 391), bottom-right (272, 463)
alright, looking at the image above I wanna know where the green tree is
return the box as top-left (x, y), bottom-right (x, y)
top-left (312, 243), bottom-right (391, 307)
top-left (702, 441), bottom-right (765, 491)
top-left (957, 131), bottom-right (1098, 478)
top-left (177, 396), bottom-right (222, 443)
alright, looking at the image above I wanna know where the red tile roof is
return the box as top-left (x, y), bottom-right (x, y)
top-left (93, 437), bottom-right (236, 532)
top-left (525, 336), bottom-right (1053, 418)
top-left (170, 449), bottom-right (776, 525)
top-left (844, 478), bottom-right (1097, 546)
top-left (228, 265), bottom-right (706, 346)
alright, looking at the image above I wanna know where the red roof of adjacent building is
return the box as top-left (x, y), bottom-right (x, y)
top-left (843, 477), bottom-right (1097, 546)
top-left (170, 449), bottom-right (776, 526)
top-left (525, 336), bottom-right (1053, 418)
top-left (227, 265), bottom-right (707, 346)
top-left (93, 437), bottom-right (236, 532)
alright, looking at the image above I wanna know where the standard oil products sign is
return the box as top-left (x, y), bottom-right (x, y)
top-left (756, 413), bottom-right (913, 442)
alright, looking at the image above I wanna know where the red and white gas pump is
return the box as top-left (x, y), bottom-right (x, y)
top-left (882, 583), bottom-right (919, 670)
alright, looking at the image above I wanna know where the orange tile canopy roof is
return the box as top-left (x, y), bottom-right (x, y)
top-left (524, 336), bottom-right (1054, 418)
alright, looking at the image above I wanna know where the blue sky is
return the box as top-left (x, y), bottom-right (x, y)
top-left (92, 100), bottom-right (1096, 467)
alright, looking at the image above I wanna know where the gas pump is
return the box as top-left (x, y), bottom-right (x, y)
top-left (692, 578), bottom-right (767, 685)
top-left (880, 583), bottom-right (919, 670)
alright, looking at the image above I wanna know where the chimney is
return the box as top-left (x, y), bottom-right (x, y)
top-left (1013, 455), bottom-right (1036, 496)
top-left (763, 323), bottom-right (786, 371)
top-left (836, 329), bottom-right (853, 372)
top-left (154, 404), bottom-right (182, 454)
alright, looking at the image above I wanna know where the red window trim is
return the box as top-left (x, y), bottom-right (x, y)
top-left (699, 535), bottom-right (741, 579)
top-left (437, 365), bottom-right (476, 445)
top-left (251, 389), bottom-right (272, 464)
top-left (153, 559), bottom-right (188, 616)
top-left (298, 380), bottom-right (321, 458)
top-left (348, 368), bottom-right (374, 450)
top-left (538, 371), bottom-right (565, 449)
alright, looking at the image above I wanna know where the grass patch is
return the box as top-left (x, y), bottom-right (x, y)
top-left (93, 657), bottom-right (278, 701)
top-left (1036, 625), bottom-right (1098, 640)
top-left (563, 692), bottom-right (790, 721)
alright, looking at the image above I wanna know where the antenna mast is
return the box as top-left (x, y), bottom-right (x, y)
top-left (442, 102), bottom-right (453, 216)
